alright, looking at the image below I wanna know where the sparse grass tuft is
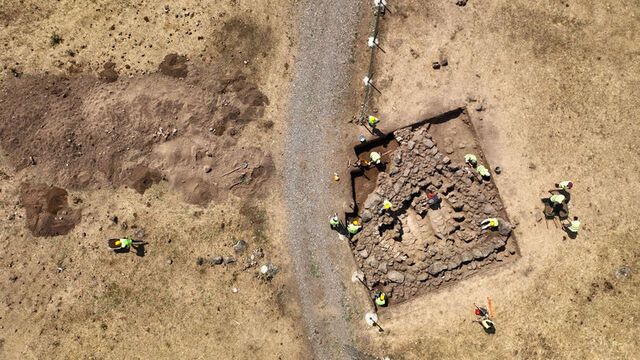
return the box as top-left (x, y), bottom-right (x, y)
top-left (310, 264), bottom-right (322, 278)
top-left (65, 49), bottom-right (75, 57)
top-left (50, 33), bottom-right (63, 46)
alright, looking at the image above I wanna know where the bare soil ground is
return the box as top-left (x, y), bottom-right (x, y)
top-left (0, 1), bottom-right (309, 359)
top-left (340, 0), bottom-right (639, 358)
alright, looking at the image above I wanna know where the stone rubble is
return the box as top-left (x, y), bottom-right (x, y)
top-left (349, 122), bottom-right (518, 303)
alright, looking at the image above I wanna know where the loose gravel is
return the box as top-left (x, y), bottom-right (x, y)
top-left (284, 1), bottom-right (363, 359)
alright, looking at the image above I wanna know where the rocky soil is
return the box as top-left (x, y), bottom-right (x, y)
top-left (351, 120), bottom-right (518, 303)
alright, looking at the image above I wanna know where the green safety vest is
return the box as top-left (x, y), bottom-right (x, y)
top-left (370, 152), bottom-right (381, 163)
top-left (120, 238), bottom-right (133, 248)
top-left (488, 218), bottom-right (499, 227)
top-left (477, 165), bottom-right (489, 177)
top-left (550, 194), bottom-right (565, 204)
top-left (465, 154), bottom-right (477, 163)
top-left (329, 216), bottom-right (340, 226)
top-left (567, 220), bottom-right (580, 232)
top-left (368, 116), bottom-right (379, 126)
top-left (375, 295), bottom-right (386, 306)
top-left (347, 224), bottom-right (361, 234)
top-left (559, 181), bottom-right (572, 189)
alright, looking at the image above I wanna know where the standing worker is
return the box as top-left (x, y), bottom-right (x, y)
top-left (329, 213), bottom-right (341, 229)
top-left (480, 218), bottom-right (499, 230)
top-left (347, 221), bottom-right (362, 235)
top-left (368, 115), bottom-right (379, 128)
top-left (370, 151), bottom-right (382, 165)
top-left (465, 154), bottom-right (478, 167)
top-left (476, 164), bottom-right (490, 179)
top-left (562, 216), bottom-right (580, 238)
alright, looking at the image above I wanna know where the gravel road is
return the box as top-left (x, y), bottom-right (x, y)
top-left (284, 1), bottom-right (364, 359)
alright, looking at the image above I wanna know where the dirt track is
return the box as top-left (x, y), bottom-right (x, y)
top-left (284, 0), bottom-right (366, 358)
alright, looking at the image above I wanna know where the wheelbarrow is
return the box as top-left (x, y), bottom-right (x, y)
top-left (107, 238), bottom-right (123, 250)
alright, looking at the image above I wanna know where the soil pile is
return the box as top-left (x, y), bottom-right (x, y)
top-left (98, 62), bottom-right (118, 83)
top-left (0, 58), bottom-right (273, 203)
top-left (350, 120), bottom-right (518, 303)
top-left (158, 53), bottom-right (188, 78)
top-left (19, 183), bottom-right (81, 237)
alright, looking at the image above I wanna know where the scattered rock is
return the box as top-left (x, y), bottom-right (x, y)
top-left (204, 166), bottom-right (212, 173)
top-left (109, 216), bottom-right (118, 224)
top-left (233, 240), bottom-right (248, 253)
top-left (252, 248), bottom-right (264, 259)
top-left (535, 213), bottom-right (543, 222)
top-left (120, 222), bottom-right (128, 230)
top-left (210, 256), bottom-right (223, 265)
top-left (260, 263), bottom-right (278, 279)
top-left (134, 228), bottom-right (145, 239)
top-left (167, 259), bottom-right (173, 265)
top-left (359, 249), bottom-right (369, 259)
top-left (615, 266), bottom-right (631, 279)
top-left (224, 257), bottom-right (236, 264)
top-left (196, 257), bottom-right (204, 266)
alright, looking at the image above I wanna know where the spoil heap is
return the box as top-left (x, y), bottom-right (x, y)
top-left (351, 123), bottom-right (518, 303)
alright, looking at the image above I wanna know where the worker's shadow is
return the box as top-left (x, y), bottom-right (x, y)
top-left (133, 241), bottom-right (148, 257)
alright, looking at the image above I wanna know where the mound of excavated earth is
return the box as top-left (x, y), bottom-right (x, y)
top-left (0, 57), bottom-right (273, 205)
top-left (351, 122), bottom-right (518, 303)
top-left (19, 183), bottom-right (81, 237)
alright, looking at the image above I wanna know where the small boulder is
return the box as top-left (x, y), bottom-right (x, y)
top-left (428, 261), bottom-right (448, 276)
top-left (210, 256), bottom-right (223, 265)
top-left (387, 270), bottom-right (405, 283)
top-left (233, 240), bottom-right (248, 253)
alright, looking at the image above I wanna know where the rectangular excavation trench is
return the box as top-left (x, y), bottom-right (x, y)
top-left (347, 108), bottom-right (520, 305)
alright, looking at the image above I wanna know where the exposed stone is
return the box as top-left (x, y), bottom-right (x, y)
top-left (378, 262), bottom-right (388, 274)
top-left (210, 256), bottom-right (223, 265)
top-left (483, 204), bottom-right (497, 215)
top-left (424, 139), bottom-right (435, 148)
top-left (233, 240), bottom-right (248, 253)
top-left (428, 261), bottom-right (448, 276)
top-left (367, 257), bottom-right (379, 269)
top-left (224, 257), bottom-right (236, 264)
top-left (387, 270), bottom-right (405, 283)
top-left (359, 249), bottom-right (369, 259)
top-left (417, 273), bottom-right (429, 282)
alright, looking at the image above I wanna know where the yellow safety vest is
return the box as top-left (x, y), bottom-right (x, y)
top-left (550, 194), bottom-right (565, 204)
top-left (567, 220), bottom-right (580, 232)
top-left (477, 165), bottom-right (489, 177)
top-left (370, 152), bottom-right (381, 163)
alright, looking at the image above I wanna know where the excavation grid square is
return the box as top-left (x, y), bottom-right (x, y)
top-left (350, 110), bottom-right (519, 304)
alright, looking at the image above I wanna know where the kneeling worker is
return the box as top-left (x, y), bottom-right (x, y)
top-left (476, 164), bottom-right (490, 179)
top-left (375, 292), bottom-right (387, 307)
top-left (115, 237), bottom-right (133, 249)
top-left (480, 218), bottom-right (499, 230)
top-left (464, 154), bottom-right (477, 167)
top-left (347, 221), bottom-right (362, 235)
top-left (562, 216), bottom-right (580, 236)
top-left (370, 151), bottom-right (382, 165)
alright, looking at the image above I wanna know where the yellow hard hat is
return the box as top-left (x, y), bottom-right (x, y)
top-left (379, 293), bottom-right (385, 300)
top-left (353, 221), bottom-right (358, 225)
top-left (115, 240), bottom-right (121, 246)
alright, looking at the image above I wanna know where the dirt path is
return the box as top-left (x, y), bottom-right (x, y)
top-left (284, 1), bottom-right (364, 359)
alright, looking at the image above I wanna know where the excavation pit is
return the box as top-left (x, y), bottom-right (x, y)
top-left (349, 109), bottom-right (519, 305)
